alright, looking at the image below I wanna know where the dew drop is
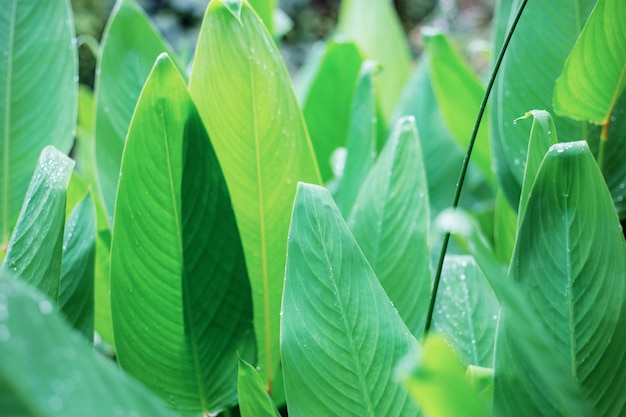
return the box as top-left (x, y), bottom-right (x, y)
top-left (39, 300), bottom-right (53, 315)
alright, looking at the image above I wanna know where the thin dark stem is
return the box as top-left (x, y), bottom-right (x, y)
top-left (423, 0), bottom-right (529, 336)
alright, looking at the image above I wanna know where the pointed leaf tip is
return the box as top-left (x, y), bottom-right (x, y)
top-left (218, 0), bottom-right (243, 22)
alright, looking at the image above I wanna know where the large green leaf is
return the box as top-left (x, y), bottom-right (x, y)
top-left (302, 38), bottom-right (363, 181)
top-left (95, 0), bottom-right (182, 222)
top-left (396, 335), bottom-right (489, 417)
top-left (1, 146), bottom-right (74, 301)
top-left (59, 192), bottom-right (96, 342)
top-left (335, 61), bottom-right (381, 216)
top-left (0, 0), bottom-right (77, 247)
top-left (111, 54), bottom-right (253, 414)
top-left (281, 183), bottom-right (419, 417)
top-left (238, 357), bottom-right (281, 417)
top-left (0, 273), bottom-right (177, 417)
top-left (392, 59), bottom-right (492, 218)
top-left (189, 0), bottom-right (320, 391)
top-left (422, 31), bottom-right (493, 186)
top-left (337, 0), bottom-right (411, 120)
top-left (554, 0), bottom-right (626, 126)
top-left (432, 256), bottom-right (498, 368)
top-left (490, 0), bottom-right (596, 208)
top-left (496, 141), bottom-right (626, 416)
top-left (347, 116), bottom-right (431, 336)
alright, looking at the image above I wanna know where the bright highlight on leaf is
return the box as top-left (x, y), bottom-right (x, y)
top-left (396, 334), bottom-right (489, 417)
top-left (111, 54), bottom-right (252, 414)
top-left (554, 0), bottom-right (626, 127)
top-left (281, 182), bottom-right (419, 417)
top-left (189, 0), bottom-right (320, 392)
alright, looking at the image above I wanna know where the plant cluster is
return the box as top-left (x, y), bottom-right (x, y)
top-left (1, 0), bottom-right (625, 416)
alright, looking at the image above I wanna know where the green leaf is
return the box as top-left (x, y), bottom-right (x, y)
top-left (514, 110), bottom-right (559, 221)
top-left (0, 273), bottom-right (177, 417)
top-left (347, 116), bottom-right (432, 336)
top-left (396, 334), bottom-right (489, 417)
top-left (392, 59), bottom-right (492, 217)
top-left (337, 0), bottom-right (411, 120)
top-left (281, 183), bottom-right (419, 417)
top-left (189, 1), bottom-right (320, 391)
top-left (465, 365), bottom-right (494, 412)
top-left (335, 60), bottom-right (381, 216)
top-left (0, 0), bottom-right (77, 247)
top-left (95, 0), bottom-right (182, 222)
top-left (248, 0), bottom-right (275, 34)
top-left (498, 141), bottom-right (626, 416)
top-left (422, 31), bottom-right (493, 186)
top-left (111, 54), bottom-right (253, 414)
top-left (432, 256), bottom-right (498, 368)
top-left (493, 191), bottom-right (516, 264)
top-left (490, 0), bottom-right (597, 208)
top-left (601, 91), bottom-right (626, 218)
top-left (302, 38), bottom-right (364, 181)
top-left (1, 146), bottom-right (74, 301)
top-left (554, 0), bottom-right (626, 126)
top-left (238, 357), bottom-right (281, 417)
top-left (59, 192), bottom-right (96, 342)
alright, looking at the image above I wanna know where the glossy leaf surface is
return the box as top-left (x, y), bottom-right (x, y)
top-left (335, 60), bottom-right (380, 216)
top-left (189, 0), bottom-right (320, 390)
top-left (1, 147), bottom-right (74, 301)
top-left (497, 141), bottom-right (626, 416)
top-left (238, 357), bottom-right (281, 417)
top-left (59, 192), bottom-right (96, 341)
top-left (282, 183), bottom-right (419, 417)
top-left (348, 116), bottom-right (431, 336)
top-left (111, 54), bottom-right (252, 414)
top-left (95, 0), bottom-right (181, 221)
top-left (0, 0), bottom-right (77, 246)
top-left (0, 273), bottom-right (177, 417)
top-left (337, 0), bottom-right (411, 119)
top-left (554, 0), bottom-right (626, 125)
top-left (302, 38), bottom-right (363, 181)
top-left (432, 256), bottom-right (498, 368)
top-left (490, 0), bottom-right (596, 207)
top-left (397, 335), bottom-right (489, 417)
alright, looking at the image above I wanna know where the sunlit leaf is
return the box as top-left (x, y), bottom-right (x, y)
top-left (554, 0), bottom-right (626, 126)
top-left (282, 183), bottom-right (419, 417)
top-left (189, 0), bottom-right (320, 391)
top-left (111, 54), bottom-right (253, 414)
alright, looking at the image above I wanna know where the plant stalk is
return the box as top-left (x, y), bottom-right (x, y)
top-left (423, 0), bottom-right (529, 336)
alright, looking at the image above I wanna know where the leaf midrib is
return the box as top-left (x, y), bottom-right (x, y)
top-left (3, 0), bottom-right (16, 248)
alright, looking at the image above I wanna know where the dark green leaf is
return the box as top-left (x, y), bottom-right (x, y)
top-left (111, 54), bottom-right (252, 414)
top-left (282, 183), bottom-right (419, 417)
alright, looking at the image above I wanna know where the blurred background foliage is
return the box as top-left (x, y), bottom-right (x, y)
top-left (71, 0), bottom-right (495, 87)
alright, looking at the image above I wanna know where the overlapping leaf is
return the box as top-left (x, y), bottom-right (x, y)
top-left (497, 141), bottom-right (626, 416)
top-left (281, 183), bottom-right (419, 417)
top-left (337, 0), bottom-right (411, 119)
top-left (1, 147), bottom-right (74, 301)
top-left (0, 273), bottom-right (177, 417)
top-left (348, 116), bottom-right (431, 336)
top-left (189, 0), bottom-right (320, 391)
top-left (0, 0), bottom-right (77, 247)
top-left (554, 0), bottom-right (626, 126)
top-left (238, 357), bottom-right (281, 417)
top-left (302, 38), bottom-right (363, 181)
top-left (490, 0), bottom-right (597, 208)
top-left (95, 0), bottom-right (182, 221)
top-left (432, 256), bottom-right (498, 368)
top-left (111, 54), bottom-right (252, 414)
